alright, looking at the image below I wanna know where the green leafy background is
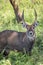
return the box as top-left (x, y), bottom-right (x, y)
top-left (0, 0), bottom-right (43, 65)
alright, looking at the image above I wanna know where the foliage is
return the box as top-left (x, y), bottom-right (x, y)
top-left (0, 0), bottom-right (43, 65)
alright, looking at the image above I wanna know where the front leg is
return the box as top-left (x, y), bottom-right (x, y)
top-left (25, 49), bottom-right (32, 56)
top-left (23, 48), bottom-right (31, 55)
top-left (29, 50), bottom-right (32, 56)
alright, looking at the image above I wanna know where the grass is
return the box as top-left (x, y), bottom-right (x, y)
top-left (0, 0), bottom-right (43, 65)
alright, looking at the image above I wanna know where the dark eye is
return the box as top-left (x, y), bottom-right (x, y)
top-left (32, 26), bottom-right (34, 29)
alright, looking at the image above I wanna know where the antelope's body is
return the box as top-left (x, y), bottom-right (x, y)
top-left (0, 30), bottom-right (35, 56)
top-left (0, 1), bottom-right (38, 56)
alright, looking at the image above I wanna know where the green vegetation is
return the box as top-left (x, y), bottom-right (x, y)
top-left (0, 0), bottom-right (43, 65)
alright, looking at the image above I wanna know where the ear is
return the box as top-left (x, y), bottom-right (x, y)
top-left (22, 22), bottom-right (27, 28)
top-left (33, 21), bottom-right (39, 27)
top-left (22, 22), bottom-right (29, 29)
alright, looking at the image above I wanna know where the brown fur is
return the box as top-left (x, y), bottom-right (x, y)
top-left (0, 8), bottom-right (38, 57)
top-left (0, 29), bottom-right (35, 56)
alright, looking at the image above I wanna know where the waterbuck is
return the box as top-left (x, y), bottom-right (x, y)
top-left (0, 9), bottom-right (38, 56)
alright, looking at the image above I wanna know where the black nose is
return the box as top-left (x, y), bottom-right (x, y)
top-left (30, 32), bottom-right (32, 34)
top-left (29, 31), bottom-right (33, 36)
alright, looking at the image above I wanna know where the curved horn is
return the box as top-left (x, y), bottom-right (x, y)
top-left (33, 9), bottom-right (38, 27)
top-left (34, 8), bottom-right (37, 22)
top-left (22, 10), bottom-right (24, 20)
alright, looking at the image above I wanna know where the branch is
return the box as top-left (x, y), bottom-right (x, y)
top-left (9, 0), bottom-right (23, 23)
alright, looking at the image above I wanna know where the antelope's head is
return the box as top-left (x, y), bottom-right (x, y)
top-left (22, 9), bottom-right (39, 41)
